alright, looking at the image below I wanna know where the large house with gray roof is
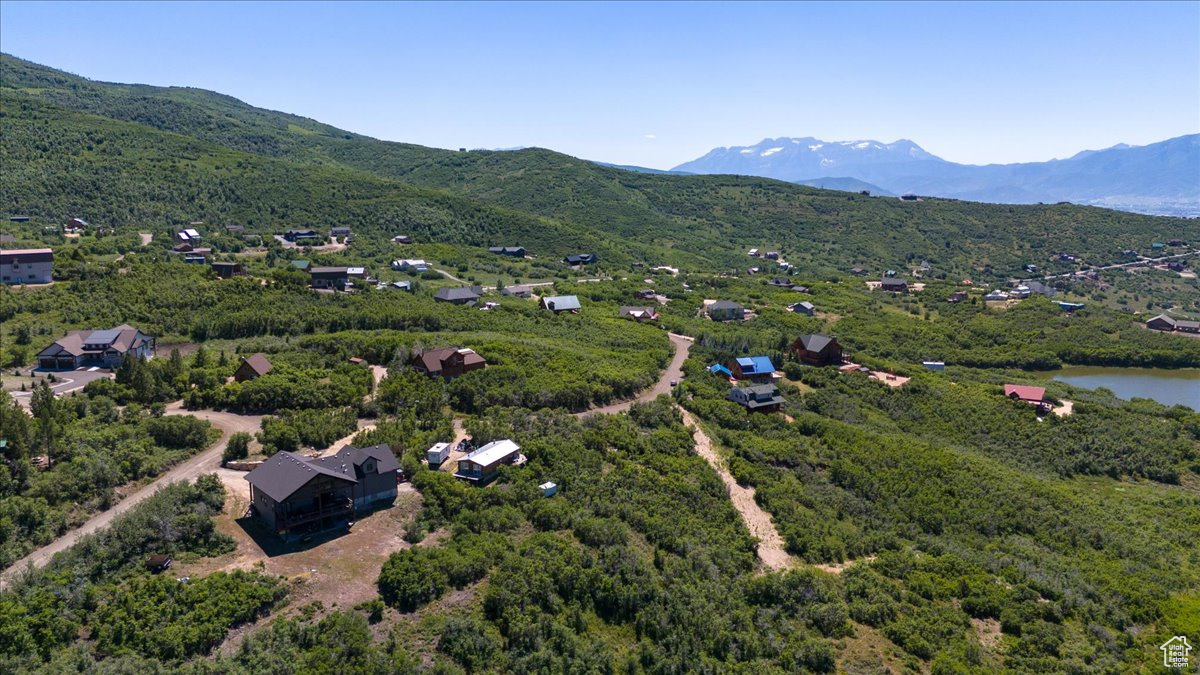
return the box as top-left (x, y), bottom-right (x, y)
top-left (434, 286), bottom-right (483, 306)
top-left (37, 324), bottom-right (155, 370)
top-left (541, 295), bottom-right (581, 313)
top-left (1, 248), bottom-right (54, 285)
top-left (727, 384), bottom-right (786, 412)
top-left (245, 444), bottom-right (400, 540)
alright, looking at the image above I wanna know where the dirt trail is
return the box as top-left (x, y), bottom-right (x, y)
top-left (677, 407), bottom-right (796, 572)
top-left (0, 403), bottom-right (262, 588)
top-left (577, 334), bottom-right (692, 417)
top-left (440, 418), bottom-right (470, 472)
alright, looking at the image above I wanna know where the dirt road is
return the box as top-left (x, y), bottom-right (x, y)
top-left (577, 333), bottom-right (692, 417)
top-left (0, 403), bottom-right (262, 587)
top-left (678, 407), bottom-right (795, 572)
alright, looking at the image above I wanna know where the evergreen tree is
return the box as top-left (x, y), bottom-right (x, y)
top-left (30, 380), bottom-right (59, 467)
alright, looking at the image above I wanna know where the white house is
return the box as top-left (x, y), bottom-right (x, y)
top-left (176, 228), bottom-right (202, 243)
top-left (392, 259), bottom-right (429, 272)
top-left (453, 439), bottom-right (525, 484)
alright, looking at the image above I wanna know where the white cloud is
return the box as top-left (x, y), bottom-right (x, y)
top-left (643, 134), bottom-right (657, 139)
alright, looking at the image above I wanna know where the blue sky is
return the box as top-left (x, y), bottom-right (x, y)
top-left (1, 1), bottom-right (1197, 168)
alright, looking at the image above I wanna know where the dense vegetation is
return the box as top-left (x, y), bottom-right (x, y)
top-left (0, 476), bottom-right (280, 670)
top-left (0, 388), bottom-right (215, 568)
top-left (4, 53), bottom-right (1197, 282)
top-left (1, 52), bottom-right (1198, 673)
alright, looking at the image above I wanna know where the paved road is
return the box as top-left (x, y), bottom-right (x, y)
top-left (10, 370), bottom-right (115, 410)
top-left (576, 333), bottom-right (692, 418)
top-left (0, 403), bottom-right (262, 588)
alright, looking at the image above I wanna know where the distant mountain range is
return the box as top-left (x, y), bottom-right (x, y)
top-left (672, 135), bottom-right (1200, 216)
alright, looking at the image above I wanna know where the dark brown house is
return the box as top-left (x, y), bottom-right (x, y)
top-left (791, 334), bottom-right (843, 366)
top-left (245, 445), bottom-right (400, 540)
top-left (309, 267), bottom-right (350, 290)
top-left (412, 347), bottom-right (487, 379)
top-left (211, 261), bottom-right (245, 278)
top-left (1146, 314), bottom-right (1177, 332)
top-left (234, 353), bottom-right (273, 382)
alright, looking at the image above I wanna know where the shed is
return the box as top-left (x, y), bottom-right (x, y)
top-left (145, 554), bottom-right (173, 573)
top-left (922, 361), bottom-right (945, 371)
top-left (539, 482), bottom-right (558, 497)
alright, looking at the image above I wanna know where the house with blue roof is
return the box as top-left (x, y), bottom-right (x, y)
top-left (708, 364), bottom-right (734, 378)
top-left (730, 356), bottom-right (777, 383)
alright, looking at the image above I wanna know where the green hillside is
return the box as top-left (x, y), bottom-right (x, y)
top-left (3, 53), bottom-right (1196, 282)
top-left (1, 53), bottom-right (1198, 674)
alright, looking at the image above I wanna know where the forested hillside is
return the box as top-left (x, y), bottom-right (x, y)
top-left (1, 52), bottom-right (1198, 674)
top-left (3, 53), bottom-right (1196, 282)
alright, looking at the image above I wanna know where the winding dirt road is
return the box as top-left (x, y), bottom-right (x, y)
top-left (0, 403), bottom-right (262, 588)
top-left (678, 407), bottom-right (796, 572)
top-left (576, 333), bottom-right (692, 417)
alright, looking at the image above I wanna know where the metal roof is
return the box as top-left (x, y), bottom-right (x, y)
top-left (736, 356), bottom-right (774, 373)
top-left (542, 295), bottom-right (581, 311)
top-left (463, 439), bottom-right (521, 468)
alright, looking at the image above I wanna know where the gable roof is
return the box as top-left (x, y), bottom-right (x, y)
top-left (795, 334), bottom-right (836, 353)
top-left (245, 451), bottom-right (356, 502)
top-left (416, 347), bottom-right (485, 373)
top-left (619, 306), bottom-right (657, 319)
top-left (729, 384), bottom-right (786, 408)
top-left (434, 286), bottom-right (483, 302)
top-left (1147, 314), bottom-right (1176, 326)
top-left (1004, 384), bottom-right (1046, 402)
top-left (735, 356), bottom-right (775, 374)
top-left (309, 266), bottom-right (349, 276)
top-left (0, 248), bottom-right (54, 263)
top-left (240, 353), bottom-right (273, 377)
top-left (40, 325), bottom-right (152, 358)
top-left (312, 443), bottom-right (402, 478)
top-left (541, 295), bottom-right (581, 311)
top-left (463, 439), bottom-right (521, 467)
top-left (709, 300), bottom-right (743, 311)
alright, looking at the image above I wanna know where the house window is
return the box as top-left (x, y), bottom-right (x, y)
top-left (364, 460), bottom-right (375, 473)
